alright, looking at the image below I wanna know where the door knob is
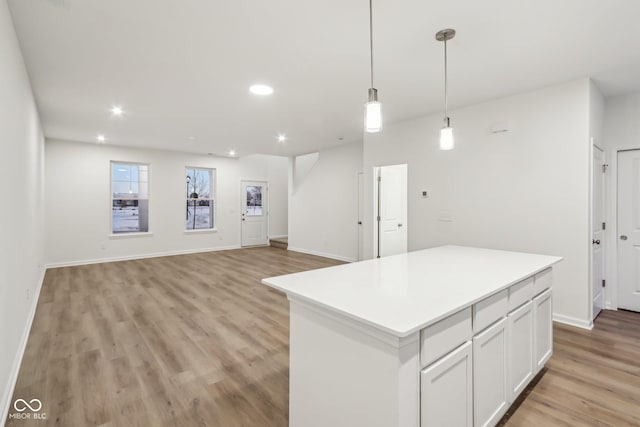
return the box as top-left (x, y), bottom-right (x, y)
top-left (592, 239), bottom-right (600, 245)
top-left (620, 235), bottom-right (628, 240)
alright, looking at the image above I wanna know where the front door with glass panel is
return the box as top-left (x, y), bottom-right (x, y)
top-left (241, 181), bottom-right (268, 246)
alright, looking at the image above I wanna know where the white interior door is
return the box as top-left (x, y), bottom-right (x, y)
top-left (618, 150), bottom-right (640, 312)
top-left (376, 164), bottom-right (408, 258)
top-left (241, 181), bottom-right (268, 247)
top-left (358, 172), bottom-right (364, 261)
top-left (592, 144), bottom-right (605, 319)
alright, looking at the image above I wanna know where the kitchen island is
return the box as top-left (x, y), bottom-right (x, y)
top-left (262, 246), bottom-right (562, 427)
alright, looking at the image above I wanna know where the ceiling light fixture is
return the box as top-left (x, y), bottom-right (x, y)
top-left (364, 0), bottom-right (382, 133)
top-left (96, 134), bottom-right (106, 142)
top-left (229, 150), bottom-right (236, 156)
top-left (111, 106), bottom-right (124, 116)
top-left (277, 134), bottom-right (287, 143)
top-left (436, 29), bottom-right (456, 150)
top-left (249, 84), bottom-right (274, 96)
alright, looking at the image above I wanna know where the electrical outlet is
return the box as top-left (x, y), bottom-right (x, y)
top-left (422, 190), bottom-right (430, 198)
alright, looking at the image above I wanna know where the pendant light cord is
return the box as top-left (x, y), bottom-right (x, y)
top-left (369, 0), bottom-right (374, 88)
top-left (444, 37), bottom-right (448, 120)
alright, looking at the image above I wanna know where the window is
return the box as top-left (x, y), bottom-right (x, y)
top-left (185, 167), bottom-right (215, 230)
top-left (111, 162), bottom-right (149, 234)
top-left (245, 185), bottom-right (263, 216)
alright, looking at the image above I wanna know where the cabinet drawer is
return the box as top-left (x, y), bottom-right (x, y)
top-left (508, 277), bottom-right (534, 312)
top-left (534, 268), bottom-right (552, 296)
top-left (421, 307), bottom-right (472, 368)
top-left (473, 289), bottom-right (508, 333)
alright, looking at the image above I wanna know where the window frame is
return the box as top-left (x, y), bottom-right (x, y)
top-left (184, 166), bottom-right (217, 233)
top-left (109, 161), bottom-right (151, 237)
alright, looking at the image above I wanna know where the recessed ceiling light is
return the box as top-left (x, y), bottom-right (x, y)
top-left (111, 106), bottom-right (124, 116)
top-left (277, 134), bottom-right (287, 143)
top-left (96, 134), bottom-right (106, 142)
top-left (229, 150), bottom-right (236, 156)
top-left (249, 84), bottom-right (274, 96)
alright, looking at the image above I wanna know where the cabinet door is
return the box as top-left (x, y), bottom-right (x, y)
top-left (507, 301), bottom-right (534, 402)
top-left (533, 288), bottom-right (553, 373)
top-left (473, 318), bottom-right (508, 427)
top-left (421, 341), bottom-right (472, 427)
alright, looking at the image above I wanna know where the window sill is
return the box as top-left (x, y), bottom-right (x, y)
top-left (109, 232), bottom-right (153, 239)
top-left (184, 228), bottom-right (218, 235)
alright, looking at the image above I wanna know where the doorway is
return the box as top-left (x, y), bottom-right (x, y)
top-left (373, 164), bottom-right (408, 258)
top-left (241, 181), bottom-right (268, 247)
top-left (591, 143), bottom-right (605, 320)
top-left (617, 150), bottom-right (640, 312)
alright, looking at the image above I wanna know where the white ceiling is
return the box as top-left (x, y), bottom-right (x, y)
top-left (7, 0), bottom-right (640, 157)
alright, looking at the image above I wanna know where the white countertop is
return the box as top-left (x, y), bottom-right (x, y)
top-left (262, 246), bottom-right (562, 337)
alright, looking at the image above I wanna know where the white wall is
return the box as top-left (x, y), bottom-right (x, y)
top-left (288, 142), bottom-right (363, 261)
top-left (364, 79), bottom-right (593, 327)
top-left (0, 1), bottom-right (46, 422)
top-left (266, 155), bottom-right (288, 237)
top-left (45, 139), bottom-right (287, 266)
top-left (603, 90), bottom-right (640, 310)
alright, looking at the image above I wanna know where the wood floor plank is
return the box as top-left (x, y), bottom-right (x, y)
top-left (6, 247), bottom-right (640, 426)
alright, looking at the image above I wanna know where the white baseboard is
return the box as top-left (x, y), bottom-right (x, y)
top-left (1, 267), bottom-right (46, 427)
top-left (287, 246), bottom-right (356, 263)
top-left (45, 245), bottom-right (241, 269)
top-left (553, 313), bottom-right (593, 330)
top-left (269, 235), bottom-right (288, 240)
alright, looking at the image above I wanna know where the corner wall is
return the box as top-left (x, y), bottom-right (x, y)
top-left (0, 1), bottom-right (46, 422)
top-left (45, 139), bottom-right (288, 266)
top-left (288, 142), bottom-right (363, 261)
top-left (363, 79), bottom-right (592, 327)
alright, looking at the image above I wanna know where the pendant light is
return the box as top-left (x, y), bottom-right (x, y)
top-left (365, 0), bottom-right (382, 133)
top-left (436, 29), bottom-right (456, 150)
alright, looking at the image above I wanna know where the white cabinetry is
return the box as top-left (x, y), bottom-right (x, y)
top-left (421, 342), bottom-right (473, 427)
top-left (473, 318), bottom-right (508, 427)
top-left (533, 288), bottom-right (553, 372)
top-left (264, 246), bottom-right (561, 427)
top-left (421, 308), bottom-right (472, 367)
top-left (507, 301), bottom-right (534, 402)
top-left (421, 280), bottom-right (553, 427)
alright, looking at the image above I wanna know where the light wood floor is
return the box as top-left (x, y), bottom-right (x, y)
top-left (500, 309), bottom-right (640, 426)
top-left (8, 247), bottom-right (341, 427)
top-left (7, 247), bottom-right (640, 426)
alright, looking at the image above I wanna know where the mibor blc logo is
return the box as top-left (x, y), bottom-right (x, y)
top-left (8, 398), bottom-right (46, 421)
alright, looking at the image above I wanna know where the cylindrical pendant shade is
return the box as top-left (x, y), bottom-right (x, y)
top-left (440, 126), bottom-right (454, 150)
top-left (365, 101), bottom-right (382, 133)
